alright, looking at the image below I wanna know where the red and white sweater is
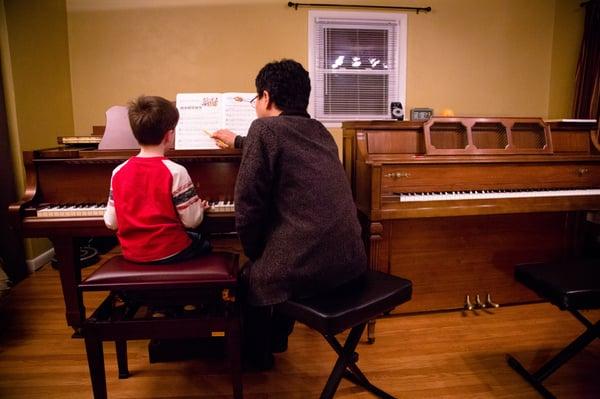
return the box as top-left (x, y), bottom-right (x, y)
top-left (103, 156), bottom-right (204, 262)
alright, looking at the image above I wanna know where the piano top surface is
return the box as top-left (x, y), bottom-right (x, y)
top-left (32, 147), bottom-right (242, 160)
top-left (342, 118), bottom-right (598, 130)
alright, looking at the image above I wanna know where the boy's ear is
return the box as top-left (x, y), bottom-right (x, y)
top-left (163, 129), bottom-right (174, 143)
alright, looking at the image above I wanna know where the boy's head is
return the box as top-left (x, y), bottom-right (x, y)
top-left (128, 95), bottom-right (179, 145)
top-left (255, 59), bottom-right (310, 113)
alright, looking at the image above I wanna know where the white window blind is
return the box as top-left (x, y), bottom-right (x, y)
top-left (309, 11), bottom-right (407, 124)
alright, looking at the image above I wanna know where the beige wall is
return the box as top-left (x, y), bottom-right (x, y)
top-left (2, 0), bottom-right (73, 257)
top-left (67, 0), bottom-right (584, 137)
top-left (67, 0), bottom-right (306, 133)
top-left (5, 0), bottom-right (73, 150)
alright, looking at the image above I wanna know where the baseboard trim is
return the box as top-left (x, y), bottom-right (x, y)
top-left (26, 248), bottom-right (55, 273)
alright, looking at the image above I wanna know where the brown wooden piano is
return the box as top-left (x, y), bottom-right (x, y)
top-left (9, 147), bottom-right (241, 333)
top-left (343, 117), bottom-right (600, 314)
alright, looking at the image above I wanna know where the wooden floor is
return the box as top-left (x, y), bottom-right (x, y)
top-left (0, 262), bottom-right (598, 399)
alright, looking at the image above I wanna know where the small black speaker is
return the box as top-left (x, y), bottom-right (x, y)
top-left (390, 102), bottom-right (404, 120)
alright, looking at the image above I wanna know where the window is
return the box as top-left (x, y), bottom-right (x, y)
top-left (308, 11), bottom-right (407, 125)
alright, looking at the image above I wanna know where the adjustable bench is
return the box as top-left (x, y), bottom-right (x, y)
top-left (277, 270), bottom-right (412, 399)
top-left (79, 252), bottom-right (242, 399)
top-left (506, 258), bottom-right (600, 399)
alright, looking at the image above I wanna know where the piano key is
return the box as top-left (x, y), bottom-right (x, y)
top-left (398, 188), bottom-right (600, 202)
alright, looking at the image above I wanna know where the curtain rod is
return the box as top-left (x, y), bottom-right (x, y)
top-left (287, 2), bottom-right (432, 13)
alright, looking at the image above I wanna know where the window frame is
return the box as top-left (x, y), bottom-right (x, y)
top-left (308, 10), bottom-right (407, 127)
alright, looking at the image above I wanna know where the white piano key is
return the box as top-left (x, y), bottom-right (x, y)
top-left (399, 188), bottom-right (600, 202)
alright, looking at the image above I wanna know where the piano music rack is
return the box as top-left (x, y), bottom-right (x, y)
top-left (423, 117), bottom-right (553, 155)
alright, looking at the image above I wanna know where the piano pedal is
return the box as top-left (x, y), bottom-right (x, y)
top-left (485, 293), bottom-right (500, 308)
top-left (464, 294), bottom-right (474, 311)
top-left (475, 294), bottom-right (486, 309)
top-left (464, 293), bottom-right (500, 312)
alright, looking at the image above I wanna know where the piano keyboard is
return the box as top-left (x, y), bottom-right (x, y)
top-left (37, 204), bottom-right (106, 217)
top-left (36, 201), bottom-right (235, 217)
top-left (397, 188), bottom-right (600, 202)
top-left (208, 200), bottom-right (235, 213)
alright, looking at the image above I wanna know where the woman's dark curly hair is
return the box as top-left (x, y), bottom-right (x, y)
top-left (255, 59), bottom-right (311, 113)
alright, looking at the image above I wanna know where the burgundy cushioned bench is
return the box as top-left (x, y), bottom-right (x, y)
top-left (79, 252), bottom-right (242, 399)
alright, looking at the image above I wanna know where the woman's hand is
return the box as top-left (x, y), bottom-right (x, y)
top-left (211, 129), bottom-right (237, 148)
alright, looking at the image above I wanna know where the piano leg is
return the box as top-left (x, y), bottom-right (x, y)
top-left (4, 222), bottom-right (29, 283)
top-left (51, 236), bottom-right (85, 335)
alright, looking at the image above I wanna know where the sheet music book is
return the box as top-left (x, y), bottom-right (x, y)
top-left (175, 92), bottom-right (256, 149)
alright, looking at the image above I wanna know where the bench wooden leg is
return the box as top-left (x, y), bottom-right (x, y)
top-left (226, 316), bottom-right (243, 399)
top-left (115, 340), bottom-right (130, 379)
top-left (84, 336), bottom-right (107, 399)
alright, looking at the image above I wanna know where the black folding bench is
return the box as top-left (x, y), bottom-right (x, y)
top-left (506, 258), bottom-right (600, 398)
top-left (277, 270), bottom-right (412, 399)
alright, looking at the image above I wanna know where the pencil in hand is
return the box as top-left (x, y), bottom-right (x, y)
top-left (202, 129), bottom-right (228, 148)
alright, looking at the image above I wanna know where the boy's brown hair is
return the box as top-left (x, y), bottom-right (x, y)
top-left (128, 95), bottom-right (179, 145)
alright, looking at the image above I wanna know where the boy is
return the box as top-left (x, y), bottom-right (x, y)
top-left (103, 95), bottom-right (210, 263)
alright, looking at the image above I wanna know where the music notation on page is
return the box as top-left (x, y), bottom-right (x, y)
top-left (175, 92), bottom-right (256, 150)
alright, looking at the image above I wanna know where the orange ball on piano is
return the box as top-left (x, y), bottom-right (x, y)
top-left (440, 109), bottom-right (455, 117)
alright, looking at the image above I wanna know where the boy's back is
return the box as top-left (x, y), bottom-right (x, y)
top-left (107, 156), bottom-right (200, 262)
top-left (103, 95), bottom-right (208, 263)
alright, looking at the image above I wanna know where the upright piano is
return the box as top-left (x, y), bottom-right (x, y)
top-left (343, 117), bottom-right (600, 313)
top-left (9, 147), bottom-right (241, 332)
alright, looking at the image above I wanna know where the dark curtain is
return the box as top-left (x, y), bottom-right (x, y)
top-left (0, 55), bottom-right (28, 283)
top-left (573, 1), bottom-right (600, 121)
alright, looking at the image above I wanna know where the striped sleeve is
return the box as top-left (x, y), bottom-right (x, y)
top-left (103, 160), bottom-right (129, 230)
top-left (163, 160), bottom-right (205, 228)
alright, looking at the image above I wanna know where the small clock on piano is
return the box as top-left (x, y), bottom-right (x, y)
top-left (410, 108), bottom-right (433, 121)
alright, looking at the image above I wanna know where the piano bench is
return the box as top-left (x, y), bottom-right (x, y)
top-left (506, 258), bottom-right (600, 399)
top-left (276, 270), bottom-right (412, 399)
top-left (79, 252), bottom-right (242, 399)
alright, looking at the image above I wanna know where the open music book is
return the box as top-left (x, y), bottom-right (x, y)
top-left (175, 92), bottom-right (256, 149)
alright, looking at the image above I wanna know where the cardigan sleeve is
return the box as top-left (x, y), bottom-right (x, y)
top-left (234, 135), bottom-right (245, 149)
